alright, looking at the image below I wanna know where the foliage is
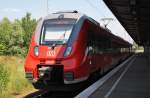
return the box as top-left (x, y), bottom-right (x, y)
top-left (21, 13), bottom-right (37, 50)
top-left (0, 43), bottom-right (6, 55)
top-left (0, 56), bottom-right (34, 98)
top-left (0, 13), bottom-right (36, 97)
top-left (0, 63), bottom-right (9, 93)
top-left (0, 13), bottom-right (37, 56)
top-left (132, 42), bottom-right (138, 49)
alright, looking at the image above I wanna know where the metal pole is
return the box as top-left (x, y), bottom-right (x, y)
top-left (47, 0), bottom-right (49, 14)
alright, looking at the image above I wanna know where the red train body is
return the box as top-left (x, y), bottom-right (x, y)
top-left (24, 11), bottom-right (131, 90)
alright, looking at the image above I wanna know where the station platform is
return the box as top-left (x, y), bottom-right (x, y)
top-left (89, 54), bottom-right (150, 98)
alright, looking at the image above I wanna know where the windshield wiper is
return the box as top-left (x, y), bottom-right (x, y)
top-left (59, 29), bottom-right (67, 41)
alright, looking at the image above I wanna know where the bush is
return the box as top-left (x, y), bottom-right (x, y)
top-left (0, 63), bottom-right (10, 98)
top-left (0, 44), bottom-right (7, 55)
top-left (0, 56), bottom-right (33, 98)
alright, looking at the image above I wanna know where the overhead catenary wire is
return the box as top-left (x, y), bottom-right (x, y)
top-left (85, 0), bottom-right (115, 27)
top-left (85, 0), bottom-right (106, 18)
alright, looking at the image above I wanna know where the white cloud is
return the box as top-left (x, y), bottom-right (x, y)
top-left (1, 8), bottom-right (21, 13)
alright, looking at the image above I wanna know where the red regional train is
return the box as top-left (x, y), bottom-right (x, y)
top-left (24, 11), bottom-right (132, 90)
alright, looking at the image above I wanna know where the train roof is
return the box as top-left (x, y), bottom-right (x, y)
top-left (44, 10), bottom-right (84, 21)
top-left (39, 10), bottom-right (99, 26)
top-left (34, 11), bottom-right (132, 47)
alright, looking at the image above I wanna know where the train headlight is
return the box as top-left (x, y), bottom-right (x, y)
top-left (64, 47), bottom-right (72, 57)
top-left (34, 46), bottom-right (39, 56)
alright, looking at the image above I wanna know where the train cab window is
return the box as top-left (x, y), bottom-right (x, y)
top-left (40, 18), bottom-right (77, 45)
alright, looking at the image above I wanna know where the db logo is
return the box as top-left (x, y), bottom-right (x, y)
top-left (47, 50), bottom-right (56, 56)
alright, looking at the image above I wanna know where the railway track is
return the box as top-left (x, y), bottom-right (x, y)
top-left (24, 79), bottom-right (96, 98)
top-left (24, 90), bottom-right (82, 98)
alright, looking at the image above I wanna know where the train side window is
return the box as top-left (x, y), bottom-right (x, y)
top-left (96, 37), bottom-right (111, 53)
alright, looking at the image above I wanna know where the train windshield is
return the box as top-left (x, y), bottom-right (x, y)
top-left (41, 18), bottom-right (76, 45)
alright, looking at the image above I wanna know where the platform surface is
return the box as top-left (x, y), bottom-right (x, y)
top-left (90, 54), bottom-right (150, 98)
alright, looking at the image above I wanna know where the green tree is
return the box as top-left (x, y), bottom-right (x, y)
top-left (7, 19), bottom-right (25, 56)
top-left (0, 13), bottom-right (37, 56)
top-left (132, 42), bottom-right (138, 49)
top-left (21, 13), bottom-right (37, 49)
top-left (0, 17), bottom-right (13, 55)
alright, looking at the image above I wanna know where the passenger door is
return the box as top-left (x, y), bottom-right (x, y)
top-left (88, 45), bottom-right (97, 70)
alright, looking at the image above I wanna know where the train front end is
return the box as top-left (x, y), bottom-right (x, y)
top-left (24, 12), bottom-right (88, 90)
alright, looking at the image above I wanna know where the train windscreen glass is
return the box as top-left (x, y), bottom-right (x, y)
top-left (41, 18), bottom-right (76, 45)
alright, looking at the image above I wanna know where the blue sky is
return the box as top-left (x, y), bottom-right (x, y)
top-left (0, 0), bottom-right (133, 43)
